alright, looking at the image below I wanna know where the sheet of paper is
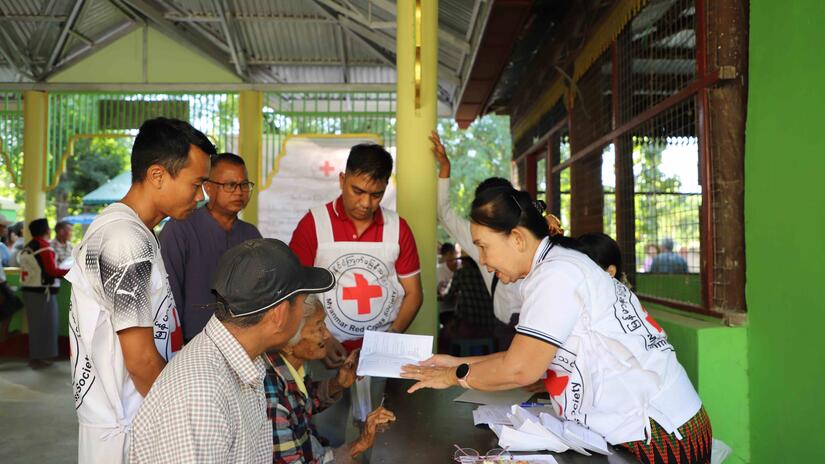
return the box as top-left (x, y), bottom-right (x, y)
top-left (355, 330), bottom-right (433, 378)
top-left (472, 405), bottom-right (513, 426)
top-left (563, 421), bottom-right (611, 455)
top-left (539, 412), bottom-right (599, 456)
top-left (497, 425), bottom-right (568, 452)
top-left (508, 406), bottom-right (569, 453)
top-left (453, 388), bottom-right (533, 406)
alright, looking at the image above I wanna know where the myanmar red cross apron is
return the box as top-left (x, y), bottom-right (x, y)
top-left (310, 205), bottom-right (405, 343)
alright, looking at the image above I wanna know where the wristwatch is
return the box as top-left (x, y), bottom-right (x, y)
top-left (455, 363), bottom-right (471, 389)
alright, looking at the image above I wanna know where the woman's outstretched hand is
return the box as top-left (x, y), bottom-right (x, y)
top-left (400, 363), bottom-right (458, 393)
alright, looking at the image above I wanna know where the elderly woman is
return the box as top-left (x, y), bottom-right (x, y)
top-left (264, 295), bottom-right (395, 463)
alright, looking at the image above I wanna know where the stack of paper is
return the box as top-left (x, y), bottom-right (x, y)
top-left (355, 330), bottom-right (433, 378)
top-left (472, 405), bottom-right (514, 426)
top-left (484, 405), bottom-right (611, 456)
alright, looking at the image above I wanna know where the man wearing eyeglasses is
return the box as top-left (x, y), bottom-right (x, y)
top-left (160, 152), bottom-right (262, 343)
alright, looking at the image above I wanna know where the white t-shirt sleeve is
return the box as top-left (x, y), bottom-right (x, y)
top-left (96, 221), bottom-right (156, 332)
top-left (436, 178), bottom-right (480, 262)
top-left (515, 261), bottom-right (583, 347)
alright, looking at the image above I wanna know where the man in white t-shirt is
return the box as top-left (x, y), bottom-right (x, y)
top-left (67, 118), bottom-right (215, 464)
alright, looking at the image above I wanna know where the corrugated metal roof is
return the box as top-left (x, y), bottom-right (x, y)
top-left (0, 0), bottom-right (489, 111)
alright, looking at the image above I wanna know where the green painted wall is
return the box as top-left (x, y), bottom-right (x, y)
top-left (49, 26), bottom-right (241, 84)
top-left (636, 274), bottom-right (702, 306)
top-left (649, 306), bottom-right (750, 463)
top-left (746, 1), bottom-right (825, 463)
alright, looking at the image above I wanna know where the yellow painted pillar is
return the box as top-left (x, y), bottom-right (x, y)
top-left (396, 0), bottom-right (438, 337)
top-left (22, 91), bottom-right (48, 239)
top-left (238, 90), bottom-right (263, 226)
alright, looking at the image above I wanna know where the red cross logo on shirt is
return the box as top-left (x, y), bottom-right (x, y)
top-left (645, 312), bottom-right (663, 333)
top-left (544, 370), bottom-right (570, 416)
top-left (319, 161), bottom-right (335, 177)
top-left (342, 273), bottom-right (383, 315)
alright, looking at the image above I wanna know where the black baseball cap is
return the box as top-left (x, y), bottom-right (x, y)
top-left (211, 238), bottom-right (334, 317)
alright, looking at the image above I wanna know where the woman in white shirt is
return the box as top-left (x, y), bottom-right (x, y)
top-left (402, 186), bottom-right (712, 464)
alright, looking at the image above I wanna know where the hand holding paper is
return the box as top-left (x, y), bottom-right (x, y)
top-left (356, 330), bottom-right (433, 379)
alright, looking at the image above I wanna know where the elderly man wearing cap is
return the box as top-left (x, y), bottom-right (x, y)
top-left (129, 238), bottom-right (334, 464)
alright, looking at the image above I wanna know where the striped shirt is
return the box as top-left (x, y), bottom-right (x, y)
top-left (129, 316), bottom-right (270, 464)
top-left (264, 354), bottom-right (341, 463)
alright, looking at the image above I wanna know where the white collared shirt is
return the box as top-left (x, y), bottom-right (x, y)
top-left (516, 238), bottom-right (701, 444)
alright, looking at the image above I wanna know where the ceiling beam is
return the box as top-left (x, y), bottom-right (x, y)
top-left (117, 0), bottom-right (241, 79)
top-left (32, 0), bottom-right (60, 66)
top-left (216, 0), bottom-right (247, 77)
top-left (0, 15), bottom-right (66, 22)
top-left (338, 25), bottom-right (349, 83)
top-left (50, 21), bottom-right (137, 74)
top-left (165, 13), bottom-right (335, 23)
top-left (0, 29), bottom-right (36, 80)
top-left (47, 0), bottom-right (87, 72)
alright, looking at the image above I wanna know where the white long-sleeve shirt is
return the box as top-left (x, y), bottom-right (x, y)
top-left (437, 178), bottom-right (522, 323)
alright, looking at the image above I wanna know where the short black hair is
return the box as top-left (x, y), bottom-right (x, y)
top-left (9, 221), bottom-right (23, 236)
top-left (346, 143), bottom-right (393, 182)
top-left (439, 243), bottom-right (455, 255)
top-left (131, 118), bottom-right (216, 183)
top-left (211, 152), bottom-right (246, 170)
top-left (29, 218), bottom-right (49, 237)
top-left (475, 177), bottom-right (512, 196)
top-left (55, 221), bottom-right (71, 232)
top-left (577, 232), bottom-right (623, 278)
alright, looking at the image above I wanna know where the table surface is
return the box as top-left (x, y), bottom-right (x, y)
top-left (369, 379), bottom-right (638, 464)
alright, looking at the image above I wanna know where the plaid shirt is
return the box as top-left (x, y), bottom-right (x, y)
top-left (264, 354), bottom-right (341, 464)
top-left (129, 316), bottom-right (270, 464)
top-left (447, 260), bottom-right (497, 331)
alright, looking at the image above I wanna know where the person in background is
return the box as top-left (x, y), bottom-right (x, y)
top-left (266, 295), bottom-right (396, 463)
top-left (19, 218), bottom-right (68, 369)
top-left (642, 243), bottom-right (659, 272)
top-left (577, 232), bottom-right (629, 286)
top-left (431, 131), bottom-right (523, 350)
top-left (160, 152), bottom-right (262, 342)
top-left (649, 237), bottom-right (688, 274)
top-left (51, 221), bottom-right (73, 268)
top-left (436, 242), bottom-right (458, 328)
top-left (7, 221), bottom-right (24, 267)
top-left (444, 255), bottom-right (497, 348)
top-left (0, 216), bottom-right (11, 266)
top-left (67, 118), bottom-right (214, 464)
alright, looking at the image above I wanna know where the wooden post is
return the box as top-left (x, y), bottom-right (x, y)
top-left (706, 0), bottom-right (748, 315)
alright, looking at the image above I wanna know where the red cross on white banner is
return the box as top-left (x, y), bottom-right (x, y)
top-left (319, 160), bottom-right (335, 176)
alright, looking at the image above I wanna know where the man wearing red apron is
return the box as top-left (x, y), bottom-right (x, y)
top-left (290, 143), bottom-right (422, 451)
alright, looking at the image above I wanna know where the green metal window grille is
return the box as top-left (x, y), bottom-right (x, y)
top-left (46, 92), bottom-right (239, 190)
top-left (0, 93), bottom-right (24, 187)
top-left (261, 92), bottom-right (396, 184)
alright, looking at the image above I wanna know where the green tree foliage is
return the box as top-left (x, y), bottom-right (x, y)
top-left (631, 137), bottom-right (701, 269)
top-left (436, 115), bottom-right (512, 243)
top-left (53, 137), bottom-right (131, 219)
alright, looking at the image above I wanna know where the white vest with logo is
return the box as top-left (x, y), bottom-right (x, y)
top-left (67, 205), bottom-right (182, 464)
top-left (311, 205), bottom-right (405, 342)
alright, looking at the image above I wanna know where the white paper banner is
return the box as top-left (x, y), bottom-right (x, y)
top-left (258, 134), bottom-right (396, 242)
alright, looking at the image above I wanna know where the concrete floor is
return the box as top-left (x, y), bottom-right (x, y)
top-left (0, 359), bottom-right (77, 464)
